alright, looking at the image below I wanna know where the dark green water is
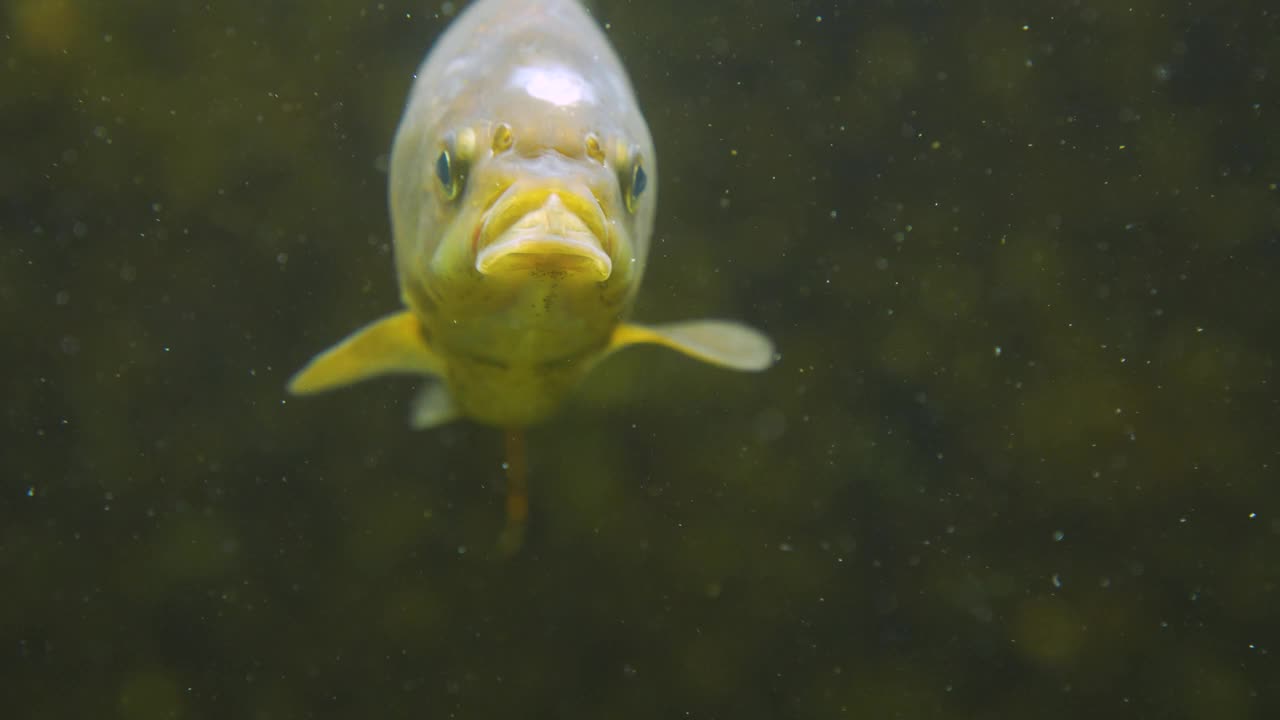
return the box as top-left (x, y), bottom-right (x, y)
top-left (4, 0), bottom-right (1278, 717)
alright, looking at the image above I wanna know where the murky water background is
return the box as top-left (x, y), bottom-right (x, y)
top-left (5, 0), bottom-right (1278, 717)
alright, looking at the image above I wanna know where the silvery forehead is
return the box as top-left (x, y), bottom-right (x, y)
top-left (403, 0), bottom-right (652, 142)
top-left (421, 55), bottom-right (646, 168)
top-left (433, 53), bottom-right (638, 122)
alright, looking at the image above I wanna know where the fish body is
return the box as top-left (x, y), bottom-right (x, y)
top-left (289, 0), bottom-right (773, 427)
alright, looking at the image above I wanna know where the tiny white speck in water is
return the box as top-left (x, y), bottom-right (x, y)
top-left (27, 487), bottom-right (35, 498)
top-left (1051, 573), bottom-right (1062, 588)
top-left (1051, 530), bottom-right (1064, 542)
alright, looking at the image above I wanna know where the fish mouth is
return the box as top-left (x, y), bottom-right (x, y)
top-left (475, 188), bottom-right (612, 281)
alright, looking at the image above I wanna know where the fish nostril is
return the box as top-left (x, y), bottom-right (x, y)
top-left (492, 123), bottom-right (513, 154)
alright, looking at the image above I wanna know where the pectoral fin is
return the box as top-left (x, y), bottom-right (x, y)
top-left (287, 311), bottom-right (443, 394)
top-left (609, 320), bottom-right (776, 371)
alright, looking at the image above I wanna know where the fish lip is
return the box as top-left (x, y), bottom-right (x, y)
top-left (475, 189), bottom-right (612, 281)
top-left (476, 231), bottom-right (612, 279)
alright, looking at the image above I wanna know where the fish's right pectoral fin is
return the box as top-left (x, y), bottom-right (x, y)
top-left (610, 320), bottom-right (777, 371)
top-left (287, 310), bottom-right (443, 395)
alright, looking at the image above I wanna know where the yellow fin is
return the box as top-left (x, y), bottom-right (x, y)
top-left (610, 320), bottom-right (776, 371)
top-left (287, 311), bottom-right (442, 395)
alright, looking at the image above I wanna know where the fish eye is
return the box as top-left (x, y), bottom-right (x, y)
top-left (435, 148), bottom-right (461, 200)
top-left (625, 158), bottom-right (647, 213)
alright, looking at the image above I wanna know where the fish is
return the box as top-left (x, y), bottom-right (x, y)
top-left (287, 0), bottom-right (774, 546)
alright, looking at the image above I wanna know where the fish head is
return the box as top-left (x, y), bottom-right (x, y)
top-left (391, 104), bottom-right (655, 311)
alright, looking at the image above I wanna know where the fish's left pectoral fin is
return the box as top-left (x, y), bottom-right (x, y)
top-left (287, 310), bottom-right (443, 395)
top-left (610, 320), bottom-right (777, 371)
